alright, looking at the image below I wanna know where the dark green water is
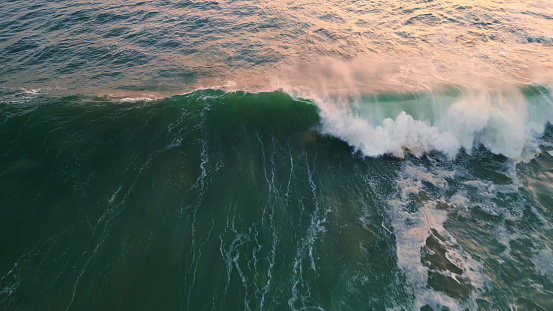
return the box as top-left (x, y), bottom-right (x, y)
top-left (0, 91), bottom-right (396, 310)
top-left (1, 90), bottom-right (553, 310)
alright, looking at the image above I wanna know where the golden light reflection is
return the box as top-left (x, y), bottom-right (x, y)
top-left (178, 0), bottom-right (553, 95)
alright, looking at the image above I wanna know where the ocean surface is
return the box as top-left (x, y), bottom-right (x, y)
top-left (1, 1), bottom-right (553, 310)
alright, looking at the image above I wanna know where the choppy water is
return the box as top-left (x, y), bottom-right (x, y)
top-left (1, 1), bottom-right (553, 310)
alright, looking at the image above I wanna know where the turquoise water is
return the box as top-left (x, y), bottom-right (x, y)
top-left (1, 1), bottom-right (553, 310)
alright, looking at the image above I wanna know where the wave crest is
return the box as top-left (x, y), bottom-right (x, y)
top-left (311, 85), bottom-right (553, 160)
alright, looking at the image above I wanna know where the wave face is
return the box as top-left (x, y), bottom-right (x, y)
top-left (1, 90), bottom-right (553, 310)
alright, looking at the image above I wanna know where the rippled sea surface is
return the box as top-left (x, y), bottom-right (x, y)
top-left (1, 1), bottom-right (553, 310)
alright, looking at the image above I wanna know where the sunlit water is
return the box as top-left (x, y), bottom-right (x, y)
top-left (1, 1), bottom-right (553, 310)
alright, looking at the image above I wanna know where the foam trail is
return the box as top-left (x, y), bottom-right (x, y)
top-left (386, 162), bottom-right (488, 310)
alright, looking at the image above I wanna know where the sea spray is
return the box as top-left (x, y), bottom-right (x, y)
top-left (277, 83), bottom-right (553, 160)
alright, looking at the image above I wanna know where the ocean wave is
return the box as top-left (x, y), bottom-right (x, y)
top-left (2, 85), bottom-right (552, 161)
top-left (307, 84), bottom-right (553, 160)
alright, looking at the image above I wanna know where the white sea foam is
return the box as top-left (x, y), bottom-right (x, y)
top-left (279, 81), bottom-right (553, 160)
top-left (532, 245), bottom-right (553, 279)
top-left (118, 97), bottom-right (155, 103)
top-left (385, 162), bottom-right (491, 310)
top-left (320, 108), bottom-right (461, 158)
